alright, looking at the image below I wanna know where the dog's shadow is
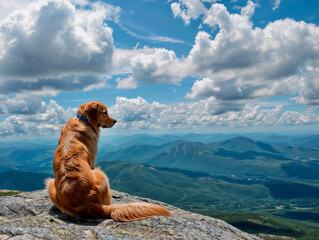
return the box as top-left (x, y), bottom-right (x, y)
top-left (48, 205), bottom-right (114, 226)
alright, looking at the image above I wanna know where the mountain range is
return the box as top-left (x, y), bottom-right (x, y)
top-left (98, 136), bottom-right (319, 180)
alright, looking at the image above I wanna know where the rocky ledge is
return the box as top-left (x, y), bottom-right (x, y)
top-left (0, 189), bottom-right (262, 240)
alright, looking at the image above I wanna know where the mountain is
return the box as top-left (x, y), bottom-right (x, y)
top-left (98, 133), bottom-right (243, 153)
top-left (2, 133), bottom-right (319, 174)
top-left (0, 146), bottom-right (55, 173)
top-left (309, 144), bottom-right (319, 150)
top-left (242, 133), bottom-right (307, 146)
top-left (146, 141), bottom-right (214, 170)
top-left (100, 137), bottom-right (319, 180)
top-left (239, 133), bottom-right (319, 147)
top-left (0, 171), bottom-right (53, 191)
top-left (209, 136), bottom-right (279, 153)
top-left (98, 144), bottom-right (164, 163)
top-left (98, 134), bottom-right (182, 152)
top-left (292, 134), bottom-right (319, 147)
top-left (180, 133), bottom-right (238, 143)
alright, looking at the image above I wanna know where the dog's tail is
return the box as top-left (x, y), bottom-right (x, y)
top-left (89, 202), bottom-right (171, 222)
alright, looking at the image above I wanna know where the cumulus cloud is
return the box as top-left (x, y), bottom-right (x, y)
top-left (166, 101), bottom-right (319, 128)
top-left (116, 76), bottom-right (138, 89)
top-left (0, 75), bottom-right (109, 97)
top-left (0, 100), bottom-right (76, 137)
top-left (130, 47), bottom-right (182, 84)
top-left (0, 0), bottom-right (117, 94)
top-left (293, 65), bottom-right (319, 105)
top-left (109, 96), bottom-right (167, 130)
top-left (1, 96), bottom-right (318, 137)
top-left (108, 97), bottom-right (319, 131)
top-left (109, 96), bottom-right (241, 130)
top-left (171, 0), bottom-right (208, 25)
top-left (168, 1), bottom-right (319, 105)
top-left (0, 96), bottom-right (32, 115)
top-left (185, 77), bottom-right (260, 101)
top-left (113, 47), bottom-right (183, 85)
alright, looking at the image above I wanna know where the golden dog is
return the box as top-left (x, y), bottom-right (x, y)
top-left (46, 101), bottom-right (171, 221)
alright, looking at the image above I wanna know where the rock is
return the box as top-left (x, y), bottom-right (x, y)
top-left (0, 190), bottom-right (262, 240)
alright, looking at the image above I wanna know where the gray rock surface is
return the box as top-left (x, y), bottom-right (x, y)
top-left (0, 189), bottom-right (262, 240)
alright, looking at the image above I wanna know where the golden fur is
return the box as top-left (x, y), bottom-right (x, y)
top-left (46, 101), bottom-right (171, 221)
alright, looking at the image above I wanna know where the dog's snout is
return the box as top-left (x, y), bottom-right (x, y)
top-left (113, 120), bottom-right (117, 124)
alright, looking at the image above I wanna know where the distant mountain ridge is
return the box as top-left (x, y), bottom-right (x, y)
top-left (211, 136), bottom-right (279, 153)
top-left (0, 146), bottom-right (55, 173)
top-left (99, 136), bottom-right (319, 180)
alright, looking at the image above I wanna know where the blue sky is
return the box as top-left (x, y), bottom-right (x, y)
top-left (1, 0), bottom-right (319, 138)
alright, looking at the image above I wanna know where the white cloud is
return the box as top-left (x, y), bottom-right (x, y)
top-left (109, 96), bottom-right (167, 130)
top-left (0, 0), bottom-right (118, 94)
top-left (240, 0), bottom-right (256, 17)
top-left (272, 0), bottom-right (281, 11)
top-left (1, 96), bottom-right (318, 136)
top-left (158, 96), bottom-right (244, 129)
top-left (130, 47), bottom-right (182, 84)
top-left (293, 65), bottom-right (319, 105)
top-left (171, 0), bottom-right (206, 25)
top-left (0, 0), bottom-right (33, 22)
top-left (0, 100), bottom-right (76, 137)
top-left (113, 47), bottom-right (183, 85)
top-left (108, 97), bottom-right (319, 131)
top-left (116, 76), bottom-right (138, 89)
top-left (170, 0), bottom-right (218, 25)
top-left (0, 97), bottom-right (30, 115)
top-left (170, 1), bottom-right (319, 106)
top-left (119, 25), bottom-right (184, 44)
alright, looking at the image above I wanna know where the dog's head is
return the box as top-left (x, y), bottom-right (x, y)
top-left (77, 101), bottom-right (117, 129)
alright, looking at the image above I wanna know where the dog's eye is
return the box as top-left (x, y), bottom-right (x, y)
top-left (103, 111), bottom-right (107, 115)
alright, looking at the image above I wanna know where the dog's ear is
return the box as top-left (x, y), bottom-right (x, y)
top-left (85, 102), bottom-right (100, 123)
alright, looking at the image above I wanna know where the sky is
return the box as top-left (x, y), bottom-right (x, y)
top-left (1, 0), bottom-right (319, 138)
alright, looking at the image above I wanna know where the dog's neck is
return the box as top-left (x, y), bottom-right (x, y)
top-left (76, 113), bottom-right (89, 123)
top-left (76, 113), bottom-right (100, 135)
top-left (73, 116), bottom-right (100, 169)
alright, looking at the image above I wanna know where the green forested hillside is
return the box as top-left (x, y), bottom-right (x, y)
top-left (98, 160), bottom-right (319, 239)
top-left (98, 160), bottom-right (319, 217)
top-left (0, 171), bottom-right (53, 191)
top-left (99, 160), bottom-right (270, 210)
top-left (215, 213), bottom-right (319, 240)
top-left (0, 146), bottom-right (55, 173)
